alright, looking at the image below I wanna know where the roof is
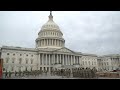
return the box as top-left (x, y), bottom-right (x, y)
top-left (82, 53), bottom-right (97, 57)
top-left (101, 54), bottom-right (120, 57)
top-left (1, 46), bottom-right (37, 52)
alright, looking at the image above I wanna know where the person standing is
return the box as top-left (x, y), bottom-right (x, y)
top-left (9, 71), bottom-right (11, 78)
top-left (5, 71), bottom-right (8, 78)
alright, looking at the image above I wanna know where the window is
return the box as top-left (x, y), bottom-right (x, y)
top-left (31, 55), bottom-right (33, 57)
top-left (26, 54), bottom-right (28, 56)
top-left (107, 62), bottom-right (109, 65)
top-left (20, 54), bottom-right (22, 56)
top-left (11, 67), bottom-right (14, 71)
top-left (31, 59), bottom-right (33, 64)
top-left (6, 58), bottom-right (9, 63)
top-left (19, 58), bottom-right (22, 64)
top-left (13, 54), bottom-right (15, 56)
top-left (26, 59), bottom-right (28, 64)
top-left (85, 61), bottom-right (87, 65)
top-left (89, 61), bottom-right (90, 65)
top-left (94, 62), bottom-right (96, 65)
top-left (12, 58), bottom-right (15, 63)
top-left (7, 53), bottom-right (9, 55)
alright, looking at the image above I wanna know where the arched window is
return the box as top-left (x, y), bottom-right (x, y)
top-left (7, 53), bottom-right (9, 55)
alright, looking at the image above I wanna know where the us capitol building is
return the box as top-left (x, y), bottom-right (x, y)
top-left (0, 12), bottom-right (120, 72)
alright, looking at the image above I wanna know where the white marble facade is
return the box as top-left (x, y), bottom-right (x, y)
top-left (97, 55), bottom-right (120, 72)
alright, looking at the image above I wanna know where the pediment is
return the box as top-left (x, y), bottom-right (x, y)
top-left (53, 47), bottom-right (75, 53)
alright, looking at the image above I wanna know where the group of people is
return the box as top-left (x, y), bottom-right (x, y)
top-left (3, 70), bottom-right (48, 78)
top-left (3, 67), bottom-right (97, 79)
top-left (51, 68), bottom-right (71, 78)
top-left (50, 67), bottom-right (98, 78)
top-left (72, 67), bottom-right (97, 78)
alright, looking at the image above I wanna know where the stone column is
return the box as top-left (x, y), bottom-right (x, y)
top-left (47, 39), bottom-right (49, 46)
top-left (57, 54), bottom-right (58, 64)
top-left (59, 40), bottom-right (60, 46)
top-left (40, 54), bottom-right (42, 65)
top-left (65, 55), bottom-right (67, 65)
top-left (53, 54), bottom-right (55, 65)
top-left (38, 53), bottom-right (40, 67)
top-left (42, 53), bottom-right (44, 65)
top-left (47, 39), bottom-right (48, 46)
top-left (45, 39), bottom-right (46, 46)
top-left (44, 39), bottom-right (46, 46)
top-left (63, 54), bottom-right (64, 65)
top-left (66, 55), bottom-right (68, 65)
top-left (43, 39), bottom-right (44, 46)
top-left (74, 55), bottom-right (75, 65)
top-left (46, 54), bottom-right (47, 65)
top-left (49, 39), bottom-right (50, 46)
top-left (40, 40), bottom-right (42, 46)
top-left (57, 40), bottom-right (58, 46)
top-left (39, 41), bottom-right (40, 47)
top-left (53, 39), bottom-right (55, 46)
top-left (53, 39), bottom-right (54, 46)
top-left (48, 39), bottom-right (49, 46)
top-left (49, 54), bottom-right (50, 65)
top-left (60, 54), bottom-right (61, 64)
top-left (41, 40), bottom-right (42, 46)
top-left (54, 39), bottom-right (56, 46)
top-left (79, 56), bottom-right (80, 65)
top-left (68, 55), bottom-right (70, 65)
top-left (52, 39), bottom-right (53, 46)
top-left (38, 40), bottom-right (40, 46)
top-left (76, 56), bottom-right (77, 64)
top-left (58, 40), bottom-right (59, 46)
top-left (70, 55), bottom-right (72, 65)
top-left (56, 39), bottom-right (57, 46)
top-left (44, 54), bottom-right (46, 65)
top-left (59, 41), bottom-right (61, 46)
top-left (46, 39), bottom-right (47, 46)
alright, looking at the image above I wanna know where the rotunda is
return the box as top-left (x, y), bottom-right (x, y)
top-left (36, 11), bottom-right (65, 49)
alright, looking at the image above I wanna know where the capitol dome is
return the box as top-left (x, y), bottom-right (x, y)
top-left (36, 11), bottom-right (65, 49)
top-left (41, 17), bottom-right (60, 31)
